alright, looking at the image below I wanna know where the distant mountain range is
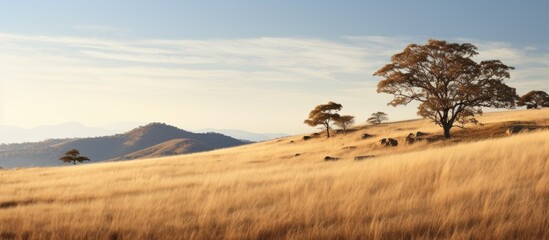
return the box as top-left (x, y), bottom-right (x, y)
top-left (0, 123), bottom-right (247, 168)
top-left (0, 122), bottom-right (287, 144)
top-left (197, 128), bottom-right (288, 142)
top-left (0, 122), bottom-right (123, 144)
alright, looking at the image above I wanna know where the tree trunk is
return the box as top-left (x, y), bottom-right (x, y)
top-left (443, 124), bottom-right (451, 139)
top-left (326, 127), bottom-right (330, 138)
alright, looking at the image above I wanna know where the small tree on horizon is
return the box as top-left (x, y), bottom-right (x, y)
top-left (304, 101), bottom-right (342, 138)
top-left (517, 90), bottom-right (549, 109)
top-left (374, 39), bottom-right (517, 138)
top-left (59, 149), bottom-right (90, 165)
top-left (367, 112), bottom-right (388, 124)
top-left (334, 115), bottom-right (355, 134)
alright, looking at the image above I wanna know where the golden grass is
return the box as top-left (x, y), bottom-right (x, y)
top-left (1, 109), bottom-right (549, 239)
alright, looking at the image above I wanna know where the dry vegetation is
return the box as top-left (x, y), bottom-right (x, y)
top-left (1, 109), bottom-right (549, 239)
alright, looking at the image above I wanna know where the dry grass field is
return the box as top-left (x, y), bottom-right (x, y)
top-left (1, 109), bottom-right (549, 240)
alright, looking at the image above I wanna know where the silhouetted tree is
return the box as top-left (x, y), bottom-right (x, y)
top-left (367, 112), bottom-right (388, 124)
top-left (517, 90), bottom-right (549, 109)
top-left (334, 115), bottom-right (355, 134)
top-left (374, 39), bottom-right (517, 138)
top-left (59, 149), bottom-right (90, 165)
top-left (304, 101), bottom-right (342, 138)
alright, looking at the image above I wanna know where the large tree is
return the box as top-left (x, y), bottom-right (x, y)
top-left (517, 90), bottom-right (549, 109)
top-left (374, 39), bottom-right (517, 138)
top-left (59, 149), bottom-right (90, 165)
top-left (304, 101), bottom-right (342, 138)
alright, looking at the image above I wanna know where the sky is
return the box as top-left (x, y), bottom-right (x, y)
top-left (1, 0), bottom-right (548, 134)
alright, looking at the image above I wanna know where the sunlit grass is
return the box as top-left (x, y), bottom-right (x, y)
top-left (0, 109), bottom-right (548, 239)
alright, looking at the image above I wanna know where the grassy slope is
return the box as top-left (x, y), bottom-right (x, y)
top-left (1, 109), bottom-right (548, 239)
top-left (110, 139), bottom-right (211, 161)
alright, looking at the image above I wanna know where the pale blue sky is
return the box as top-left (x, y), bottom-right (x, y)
top-left (2, 1), bottom-right (549, 44)
top-left (1, 1), bottom-right (548, 133)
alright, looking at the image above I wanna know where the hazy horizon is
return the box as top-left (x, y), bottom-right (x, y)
top-left (0, 121), bottom-right (291, 144)
top-left (1, 1), bottom-right (548, 134)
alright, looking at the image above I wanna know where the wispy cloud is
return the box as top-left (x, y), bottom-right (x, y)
top-left (0, 33), bottom-right (396, 93)
top-left (74, 24), bottom-right (132, 36)
top-left (0, 33), bottom-right (547, 131)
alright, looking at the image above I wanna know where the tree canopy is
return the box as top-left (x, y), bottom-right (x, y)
top-left (517, 90), bottom-right (549, 109)
top-left (334, 115), bottom-right (355, 134)
top-left (367, 112), bottom-right (388, 124)
top-left (374, 39), bottom-right (517, 138)
top-left (59, 149), bottom-right (90, 165)
top-left (304, 101), bottom-right (342, 138)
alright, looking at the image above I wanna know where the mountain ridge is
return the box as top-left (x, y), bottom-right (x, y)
top-left (0, 122), bottom-right (118, 144)
top-left (197, 128), bottom-right (288, 142)
top-left (0, 123), bottom-right (246, 168)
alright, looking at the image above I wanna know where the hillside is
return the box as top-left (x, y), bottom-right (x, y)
top-left (0, 123), bottom-right (246, 168)
top-left (0, 109), bottom-right (548, 239)
top-left (110, 139), bottom-right (212, 161)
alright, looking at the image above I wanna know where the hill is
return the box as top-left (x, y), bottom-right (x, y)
top-left (0, 109), bottom-right (548, 239)
top-left (0, 123), bottom-right (246, 168)
top-left (110, 139), bottom-right (212, 161)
